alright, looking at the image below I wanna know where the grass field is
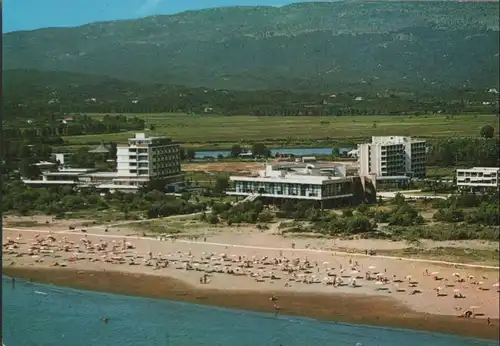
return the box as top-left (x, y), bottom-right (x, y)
top-left (63, 114), bottom-right (499, 146)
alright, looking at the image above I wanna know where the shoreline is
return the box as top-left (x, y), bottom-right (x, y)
top-left (4, 267), bottom-right (499, 341)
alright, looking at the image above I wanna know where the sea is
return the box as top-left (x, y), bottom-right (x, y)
top-left (2, 277), bottom-right (497, 346)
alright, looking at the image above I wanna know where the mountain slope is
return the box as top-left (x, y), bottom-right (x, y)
top-left (3, 2), bottom-right (499, 92)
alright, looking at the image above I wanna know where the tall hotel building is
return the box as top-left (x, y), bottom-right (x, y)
top-left (115, 133), bottom-right (183, 187)
top-left (357, 136), bottom-right (426, 179)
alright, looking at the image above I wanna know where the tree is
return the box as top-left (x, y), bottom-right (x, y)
top-left (331, 148), bottom-right (340, 157)
top-left (480, 125), bottom-right (494, 138)
top-left (251, 143), bottom-right (270, 157)
top-left (230, 144), bottom-right (243, 157)
top-left (213, 175), bottom-right (230, 193)
top-left (19, 160), bottom-right (41, 179)
top-left (186, 148), bottom-right (196, 160)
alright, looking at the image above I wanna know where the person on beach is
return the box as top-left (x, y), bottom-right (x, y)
top-left (11, 277), bottom-right (15, 288)
top-left (273, 303), bottom-right (280, 317)
top-left (487, 317), bottom-right (491, 326)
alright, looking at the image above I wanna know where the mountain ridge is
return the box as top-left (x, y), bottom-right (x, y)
top-left (3, 2), bottom-right (499, 92)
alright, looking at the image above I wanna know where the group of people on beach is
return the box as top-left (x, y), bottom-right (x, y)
top-left (3, 230), bottom-right (499, 327)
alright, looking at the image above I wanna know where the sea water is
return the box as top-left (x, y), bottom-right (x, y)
top-left (2, 277), bottom-right (496, 346)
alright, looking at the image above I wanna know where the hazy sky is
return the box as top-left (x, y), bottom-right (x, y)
top-left (3, 0), bottom-right (321, 33)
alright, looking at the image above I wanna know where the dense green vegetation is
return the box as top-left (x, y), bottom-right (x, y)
top-left (205, 192), bottom-right (499, 242)
top-left (3, 114), bottom-right (144, 137)
top-left (4, 70), bottom-right (500, 122)
top-left (427, 137), bottom-right (499, 168)
top-left (4, 72), bottom-right (497, 171)
top-left (431, 193), bottom-right (499, 227)
top-left (3, 3), bottom-right (499, 92)
top-left (1, 183), bottom-right (206, 219)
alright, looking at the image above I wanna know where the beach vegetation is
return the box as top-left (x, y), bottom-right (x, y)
top-left (205, 191), bottom-right (500, 242)
top-left (1, 182), bottom-right (206, 219)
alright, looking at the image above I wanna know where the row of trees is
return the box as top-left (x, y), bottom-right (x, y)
top-left (427, 137), bottom-right (499, 167)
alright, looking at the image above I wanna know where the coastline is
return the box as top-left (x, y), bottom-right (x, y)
top-left (4, 267), bottom-right (499, 341)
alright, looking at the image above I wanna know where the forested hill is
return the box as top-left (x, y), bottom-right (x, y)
top-left (4, 69), bottom-right (500, 118)
top-left (3, 2), bottom-right (499, 92)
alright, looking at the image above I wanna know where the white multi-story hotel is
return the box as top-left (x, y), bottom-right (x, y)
top-left (456, 167), bottom-right (499, 191)
top-left (114, 133), bottom-right (182, 187)
top-left (226, 162), bottom-right (355, 206)
top-left (24, 133), bottom-right (183, 192)
top-left (357, 136), bottom-right (426, 179)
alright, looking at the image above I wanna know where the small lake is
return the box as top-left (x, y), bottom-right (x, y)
top-left (195, 147), bottom-right (353, 159)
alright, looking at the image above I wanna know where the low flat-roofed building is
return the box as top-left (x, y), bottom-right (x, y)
top-left (226, 162), bottom-right (356, 207)
top-left (22, 167), bottom-right (98, 186)
top-left (34, 161), bottom-right (57, 169)
top-left (456, 167), bottom-right (499, 191)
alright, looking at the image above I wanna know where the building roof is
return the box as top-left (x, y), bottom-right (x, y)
top-left (270, 162), bottom-right (342, 170)
top-left (375, 175), bottom-right (410, 181)
top-left (95, 184), bottom-right (140, 190)
top-left (230, 175), bottom-right (351, 185)
top-left (88, 172), bottom-right (118, 178)
top-left (34, 161), bottom-right (56, 166)
top-left (457, 167), bottom-right (499, 172)
top-left (43, 171), bottom-right (85, 176)
top-left (89, 143), bottom-right (110, 153)
top-left (23, 180), bottom-right (77, 185)
top-left (370, 136), bottom-right (425, 145)
top-left (113, 178), bottom-right (149, 182)
top-left (58, 168), bottom-right (95, 173)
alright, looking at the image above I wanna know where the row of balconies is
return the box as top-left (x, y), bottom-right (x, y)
top-left (457, 173), bottom-right (497, 178)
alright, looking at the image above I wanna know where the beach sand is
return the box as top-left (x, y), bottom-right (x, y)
top-left (3, 222), bottom-right (499, 341)
top-left (3, 267), bottom-right (499, 341)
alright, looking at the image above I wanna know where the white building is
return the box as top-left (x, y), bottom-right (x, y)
top-left (52, 153), bottom-right (71, 167)
top-left (24, 133), bottom-right (183, 192)
top-left (456, 167), bottom-right (499, 191)
top-left (23, 168), bottom-right (97, 187)
top-left (226, 162), bottom-right (355, 206)
top-left (357, 136), bottom-right (426, 179)
top-left (115, 133), bottom-right (182, 188)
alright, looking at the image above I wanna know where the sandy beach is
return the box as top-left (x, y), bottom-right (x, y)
top-left (3, 216), bottom-right (500, 340)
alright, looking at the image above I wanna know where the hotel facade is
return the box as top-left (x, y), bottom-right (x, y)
top-left (23, 133), bottom-right (183, 192)
top-left (114, 133), bottom-right (183, 187)
top-left (357, 136), bottom-right (427, 179)
top-left (226, 162), bottom-right (356, 207)
top-left (456, 167), bottom-right (499, 191)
